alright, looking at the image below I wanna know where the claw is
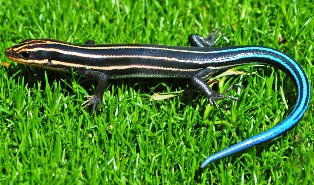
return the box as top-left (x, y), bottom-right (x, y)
top-left (82, 95), bottom-right (102, 113)
top-left (209, 97), bottom-right (219, 108)
top-left (221, 84), bottom-right (242, 95)
top-left (206, 30), bottom-right (221, 47)
top-left (209, 84), bottom-right (241, 106)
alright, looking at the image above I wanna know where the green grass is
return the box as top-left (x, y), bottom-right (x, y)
top-left (0, 0), bottom-right (313, 184)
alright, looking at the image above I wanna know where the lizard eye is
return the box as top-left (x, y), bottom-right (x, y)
top-left (20, 51), bottom-right (31, 59)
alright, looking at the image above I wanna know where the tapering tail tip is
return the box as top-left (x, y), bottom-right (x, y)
top-left (200, 157), bottom-right (212, 170)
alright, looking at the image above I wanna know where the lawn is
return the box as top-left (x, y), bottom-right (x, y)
top-left (0, 0), bottom-right (313, 184)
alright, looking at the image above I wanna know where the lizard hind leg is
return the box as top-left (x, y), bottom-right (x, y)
top-left (191, 68), bottom-right (238, 107)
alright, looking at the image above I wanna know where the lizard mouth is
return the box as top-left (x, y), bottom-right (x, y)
top-left (5, 47), bottom-right (28, 64)
top-left (5, 47), bottom-right (20, 62)
top-left (5, 47), bottom-right (14, 59)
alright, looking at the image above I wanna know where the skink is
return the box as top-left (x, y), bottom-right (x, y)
top-left (5, 34), bottom-right (310, 170)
